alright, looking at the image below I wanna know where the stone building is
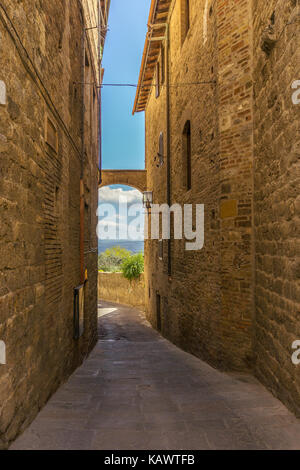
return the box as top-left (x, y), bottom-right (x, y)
top-left (133, 0), bottom-right (300, 415)
top-left (0, 0), bottom-right (109, 448)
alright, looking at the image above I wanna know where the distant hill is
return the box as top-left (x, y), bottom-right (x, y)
top-left (98, 239), bottom-right (144, 254)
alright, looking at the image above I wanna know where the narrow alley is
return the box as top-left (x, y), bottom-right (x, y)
top-left (1, 0), bottom-right (300, 454)
top-left (10, 302), bottom-right (300, 450)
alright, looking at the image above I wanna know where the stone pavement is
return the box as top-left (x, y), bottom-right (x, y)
top-left (10, 301), bottom-right (300, 450)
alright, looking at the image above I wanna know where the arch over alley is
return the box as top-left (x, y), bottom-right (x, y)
top-left (99, 170), bottom-right (147, 193)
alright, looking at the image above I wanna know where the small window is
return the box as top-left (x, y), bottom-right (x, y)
top-left (158, 239), bottom-right (163, 260)
top-left (159, 132), bottom-right (164, 158)
top-left (181, 0), bottom-right (190, 43)
top-left (161, 45), bottom-right (165, 85)
top-left (85, 49), bottom-right (90, 67)
top-left (155, 132), bottom-right (164, 167)
top-left (183, 120), bottom-right (191, 190)
top-left (155, 62), bottom-right (160, 98)
top-left (74, 284), bottom-right (85, 339)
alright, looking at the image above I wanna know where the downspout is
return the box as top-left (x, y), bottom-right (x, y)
top-left (80, 11), bottom-right (86, 285)
top-left (98, 0), bottom-right (102, 185)
top-left (165, 23), bottom-right (171, 277)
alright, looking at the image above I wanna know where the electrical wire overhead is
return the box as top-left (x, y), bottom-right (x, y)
top-left (73, 81), bottom-right (216, 88)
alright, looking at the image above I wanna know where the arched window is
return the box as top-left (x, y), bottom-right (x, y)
top-left (161, 45), bottom-right (165, 85)
top-left (181, 0), bottom-right (190, 43)
top-left (155, 61), bottom-right (160, 98)
top-left (159, 131), bottom-right (164, 164)
top-left (183, 120), bottom-right (191, 190)
top-left (155, 132), bottom-right (164, 167)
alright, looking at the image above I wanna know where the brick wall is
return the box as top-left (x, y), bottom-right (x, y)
top-left (0, 0), bottom-right (99, 447)
top-left (253, 0), bottom-right (300, 416)
top-left (217, 0), bottom-right (254, 369)
top-left (145, 0), bottom-right (254, 371)
top-left (143, 0), bottom-right (300, 413)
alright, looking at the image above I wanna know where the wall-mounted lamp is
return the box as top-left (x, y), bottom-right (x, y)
top-left (143, 191), bottom-right (153, 210)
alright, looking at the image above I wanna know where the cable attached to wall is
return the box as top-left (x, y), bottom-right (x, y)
top-left (73, 81), bottom-right (216, 88)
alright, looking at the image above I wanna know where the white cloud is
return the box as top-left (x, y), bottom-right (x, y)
top-left (97, 186), bottom-right (145, 241)
top-left (98, 186), bottom-right (142, 205)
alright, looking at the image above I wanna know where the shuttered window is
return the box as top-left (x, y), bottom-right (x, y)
top-left (155, 62), bottom-right (160, 98)
top-left (183, 120), bottom-right (191, 190)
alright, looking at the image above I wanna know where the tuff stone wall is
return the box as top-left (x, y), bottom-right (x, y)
top-left (98, 272), bottom-right (145, 309)
top-left (143, 0), bottom-right (300, 414)
top-left (0, 0), bottom-right (99, 448)
top-left (252, 0), bottom-right (300, 416)
top-left (145, 0), bottom-right (254, 371)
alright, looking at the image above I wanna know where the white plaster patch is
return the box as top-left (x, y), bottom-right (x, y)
top-left (0, 80), bottom-right (6, 105)
top-left (0, 341), bottom-right (6, 365)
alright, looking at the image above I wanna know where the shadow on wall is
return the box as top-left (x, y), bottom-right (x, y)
top-left (98, 272), bottom-right (145, 309)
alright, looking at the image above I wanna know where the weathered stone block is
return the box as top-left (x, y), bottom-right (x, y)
top-left (220, 200), bottom-right (238, 219)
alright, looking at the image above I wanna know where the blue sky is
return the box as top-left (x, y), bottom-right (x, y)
top-left (101, 0), bottom-right (151, 170)
top-left (98, 1), bottom-right (150, 241)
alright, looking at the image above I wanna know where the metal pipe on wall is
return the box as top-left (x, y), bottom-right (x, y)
top-left (98, 0), bottom-right (102, 184)
top-left (80, 5), bottom-right (86, 285)
top-left (80, 179), bottom-right (85, 284)
top-left (165, 23), bottom-right (172, 277)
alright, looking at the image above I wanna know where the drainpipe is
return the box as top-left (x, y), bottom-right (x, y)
top-left (165, 23), bottom-right (171, 277)
top-left (80, 14), bottom-right (85, 285)
top-left (80, 179), bottom-right (85, 284)
top-left (98, 0), bottom-right (102, 185)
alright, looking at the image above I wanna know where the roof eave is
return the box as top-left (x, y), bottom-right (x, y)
top-left (132, 0), bottom-right (160, 115)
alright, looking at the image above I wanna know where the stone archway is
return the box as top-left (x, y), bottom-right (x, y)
top-left (99, 170), bottom-right (147, 193)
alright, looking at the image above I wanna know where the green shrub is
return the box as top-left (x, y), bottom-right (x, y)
top-left (121, 252), bottom-right (144, 282)
top-left (98, 246), bottom-right (131, 272)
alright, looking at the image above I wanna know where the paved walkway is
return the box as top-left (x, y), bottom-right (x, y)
top-left (11, 301), bottom-right (300, 450)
